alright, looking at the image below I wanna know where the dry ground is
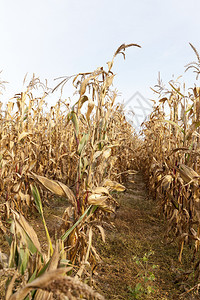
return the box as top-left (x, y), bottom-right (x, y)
top-left (93, 173), bottom-right (200, 300)
top-left (1, 173), bottom-right (200, 299)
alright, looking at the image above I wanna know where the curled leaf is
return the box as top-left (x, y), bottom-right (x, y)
top-left (103, 179), bottom-right (126, 192)
top-left (29, 172), bottom-right (76, 204)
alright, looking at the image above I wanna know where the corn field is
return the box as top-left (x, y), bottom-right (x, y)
top-left (134, 44), bottom-right (200, 296)
top-left (1, 42), bottom-right (200, 299)
top-left (0, 44), bottom-right (140, 299)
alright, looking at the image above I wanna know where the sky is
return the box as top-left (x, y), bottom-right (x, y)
top-left (1, 0), bottom-right (200, 116)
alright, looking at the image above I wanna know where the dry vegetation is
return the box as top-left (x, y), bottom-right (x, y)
top-left (0, 44), bottom-right (140, 299)
top-left (134, 43), bottom-right (200, 298)
top-left (2, 42), bottom-right (200, 299)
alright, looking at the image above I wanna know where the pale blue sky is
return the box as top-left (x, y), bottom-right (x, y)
top-left (1, 0), bottom-right (200, 106)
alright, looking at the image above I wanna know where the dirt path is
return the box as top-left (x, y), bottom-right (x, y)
top-left (94, 172), bottom-right (190, 300)
top-left (1, 172), bottom-right (197, 299)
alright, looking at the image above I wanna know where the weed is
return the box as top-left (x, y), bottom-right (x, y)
top-left (128, 251), bottom-right (158, 299)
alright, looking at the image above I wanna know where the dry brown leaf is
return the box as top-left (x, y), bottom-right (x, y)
top-left (29, 172), bottom-right (76, 204)
top-left (18, 131), bottom-right (32, 142)
top-left (96, 225), bottom-right (106, 243)
top-left (92, 186), bottom-right (110, 195)
top-left (86, 98), bottom-right (95, 121)
top-left (8, 268), bottom-right (71, 300)
top-left (176, 164), bottom-right (200, 186)
top-left (12, 211), bottom-right (42, 253)
top-left (88, 194), bottom-right (108, 205)
top-left (103, 179), bottom-right (126, 191)
top-left (160, 175), bottom-right (173, 192)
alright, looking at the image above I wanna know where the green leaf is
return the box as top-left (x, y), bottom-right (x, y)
top-left (19, 246), bottom-right (29, 275)
top-left (152, 264), bottom-right (157, 269)
top-left (31, 185), bottom-right (53, 256)
top-left (142, 255), bottom-right (148, 262)
top-left (5, 234), bottom-right (13, 246)
top-left (185, 104), bottom-right (193, 114)
top-left (8, 240), bottom-right (17, 268)
top-left (61, 205), bottom-right (92, 242)
top-left (128, 286), bottom-right (134, 293)
top-left (31, 185), bottom-right (42, 216)
top-left (78, 133), bottom-right (89, 155)
top-left (156, 119), bottom-right (185, 134)
top-left (28, 268), bottom-right (38, 283)
top-left (71, 111), bottom-right (79, 137)
top-left (89, 205), bottom-right (98, 214)
top-left (147, 286), bottom-right (153, 294)
top-left (135, 283), bottom-right (142, 292)
top-left (149, 273), bottom-right (155, 281)
top-left (169, 82), bottom-right (185, 98)
top-left (14, 218), bottom-right (38, 255)
top-left (23, 232), bottom-right (38, 255)
top-left (36, 260), bottom-right (50, 278)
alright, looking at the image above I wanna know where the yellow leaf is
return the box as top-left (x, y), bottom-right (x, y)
top-left (86, 98), bottom-right (95, 121)
top-left (92, 187), bottom-right (109, 195)
top-left (18, 131), bottom-right (32, 142)
top-left (29, 172), bottom-right (76, 204)
top-left (103, 179), bottom-right (126, 192)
